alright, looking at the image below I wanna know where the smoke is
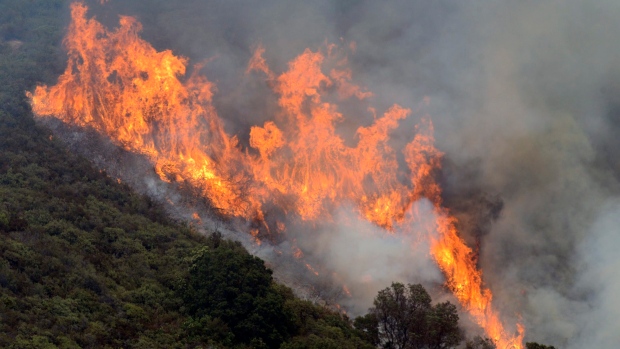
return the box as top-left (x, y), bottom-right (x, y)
top-left (47, 0), bottom-right (620, 345)
top-left (290, 199), bottom-right (444, 316)
top-left (572, 200), bottom-right (620, 347)
top-left (434, 1), bottom-right (620, 347)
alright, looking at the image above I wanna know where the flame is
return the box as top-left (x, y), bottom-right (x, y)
top-left (27, 3), bottom-right (524, 347)
top-left (250, 229), bottom-right (262, 246)
top-left (342, 285), bottom-right (352, 297)
top-left (305, 263), bottom-right (320, 277)
top-left (28, 3), bottom-right (258, 220)
top-left (292, 246), bottom-right (304, 259)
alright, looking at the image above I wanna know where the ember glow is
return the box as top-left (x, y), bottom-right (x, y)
top-left (28, 3), bottom-right (524, 347)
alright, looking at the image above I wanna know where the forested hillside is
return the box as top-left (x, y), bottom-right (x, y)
top-left (0, 1), bottom-right (561, 349)
top-left (0, 1), bottom-right (374, 348)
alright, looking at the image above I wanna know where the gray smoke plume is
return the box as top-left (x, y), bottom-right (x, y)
top-left (48, 0), bottom-right (620, 346)
top-left (288, 200), bottom-right (444, 316)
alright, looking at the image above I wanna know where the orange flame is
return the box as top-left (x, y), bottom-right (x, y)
top-left (292, 246), bottom-right (304, 259)
top-left (343, 284), bottom-right (352, 297)
top-left (27, 3), bottom-right (523, 347)
top-left (250, 229), bottom-right (262, 246)
top-left (305, 263), bottom-right (320, 277)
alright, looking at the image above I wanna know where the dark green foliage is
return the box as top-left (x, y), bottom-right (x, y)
top-left (0, 99), bottom-right (209, 347)
top-left (281, 298), bottom-right (375, 349)
top-left (373, 283), bottom-right (431, 348)
top-left (179, 235), bottom-right (294, 348)
top-left (354, 313), bottom-right (380, 346)
top-left (425, 302), bottom-right (462, 349)
top-left (178, 233), bottom-right (375, 349)
top-left (363, 282), bottom-right (464, 349)
top-left (526, 342), bottom-right (556, 349)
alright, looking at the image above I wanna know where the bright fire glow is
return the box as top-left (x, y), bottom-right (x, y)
top-left (27, 3), bottom-right (524, 347)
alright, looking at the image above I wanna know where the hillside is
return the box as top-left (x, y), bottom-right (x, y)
top-left (0, 1), bottom-right (374, 348)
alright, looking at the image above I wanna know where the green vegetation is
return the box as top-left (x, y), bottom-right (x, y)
top-left (180, 233), bottom-right (375, 349)
top-left (180, 234), bottom-right (294, 348)
top-left (0, 1), bottom-right (202, 346)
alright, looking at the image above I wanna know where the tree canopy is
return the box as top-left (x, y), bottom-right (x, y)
top-left (363, 282), bottom-right (463, 349)
top-left (179, 233), bottom-right (295, 348)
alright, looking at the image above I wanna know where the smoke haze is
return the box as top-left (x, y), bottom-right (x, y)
top-left (46, 0), bottom-right (620, 346)
top-left (290, 200), bottom-right (444, 316)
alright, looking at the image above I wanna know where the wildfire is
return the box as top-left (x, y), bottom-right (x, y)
top-left (342, 285), bottom-right (352, 298)
top-left (250, 229), bottom-right (262, 246)
top-left (305, 263), bottom-right (320, 277)
top-left (27, 3), bottom-right (523, 347)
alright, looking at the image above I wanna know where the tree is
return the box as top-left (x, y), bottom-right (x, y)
top-left (367, 282), bottom-right (463, 349)
top-left (354, 313), bottom-right (380, 346)
top-left (426, 302), bottom-right (463, 349)
top-left (370, 282), bottom-right (428, 348)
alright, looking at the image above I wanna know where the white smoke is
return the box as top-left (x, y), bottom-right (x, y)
top-left (569, 201), bottom-right (620, 348)
top-left (290, 199), bottom-right (443, 315)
